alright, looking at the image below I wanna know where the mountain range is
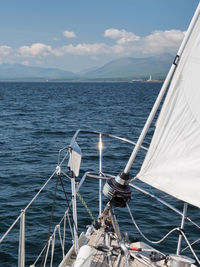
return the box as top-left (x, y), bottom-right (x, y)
top-left (0, 64), bottom-right (77, 81)
top-left (0, 54), bottom-right (174, 81)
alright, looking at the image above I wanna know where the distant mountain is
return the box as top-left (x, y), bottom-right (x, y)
top-left (81, 54), bottom-right (174, 80)
top-left (0, 64), bottom-right (78, 81)
top-left (77, 66), bottom-right (99, 75)
top-left (0, 54), bottom-right (174, 81)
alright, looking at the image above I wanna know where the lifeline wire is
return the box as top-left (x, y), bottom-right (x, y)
top-left (179, 229), bottom-right (200, 265)
top-left (58, 174), bottom-right (79, 234)
top-left (40, 174), bottom-right (59, 267)
top-left (127, 203), bottom-right (200, 264)
top-left (181, 237), bottom-right (200, 252)
top-left (126, 203), bottom-right (179, 244)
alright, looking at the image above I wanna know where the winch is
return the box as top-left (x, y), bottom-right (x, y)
top-left (103, 172), bottom-right (131, 207)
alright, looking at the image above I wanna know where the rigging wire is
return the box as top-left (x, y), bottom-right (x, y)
top-left (181, 237), bottom-right (200, 252)
top-left (126, 203), bottom-right (179, 245)
top-left (40, 171), bottom-right (79, 266)
top-left (129, 182), bottom-right (200, 231)
top-left (179, 229), bottom-right (200, 265)
top-left (58, 173), bottom-right (79, 235)
top-left (40, 175), bottom-right (59, 267)
top-left (127, 203), bottom-right (200, 264)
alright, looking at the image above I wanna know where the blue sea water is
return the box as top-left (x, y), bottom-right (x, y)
top-left (0, 82), bottom-right (199, 266)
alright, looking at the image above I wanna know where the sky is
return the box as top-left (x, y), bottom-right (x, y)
top-left (0, 0), bottom-right (199, 73)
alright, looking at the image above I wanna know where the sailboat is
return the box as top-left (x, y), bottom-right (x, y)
top-left (1, 1), bottom-right (200, 267)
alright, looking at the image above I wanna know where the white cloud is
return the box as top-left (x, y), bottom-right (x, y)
top-left (104, 28), bottom-right (140, 44)
top-left (0, 46), bottom-right (14, 64)
top-left (143, 30), bottom-right (185, 54)
top-left (52, 43), bottom-right (108, 56)
top-left (15, 29), bottom-right (184, 59)
top-left (0, 45), bottom-right (13, 56)
top-left (103, 28), bottom-right (184, 56)
top-left (0, 28), bottom-right (185, 67)
top-left (18, 43), bottom-right (52, 57)
top-left (63, 30), bottom-right (77, 39)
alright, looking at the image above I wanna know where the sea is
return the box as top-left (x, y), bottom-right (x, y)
top-left (0, 82), bottom-right (199, 266)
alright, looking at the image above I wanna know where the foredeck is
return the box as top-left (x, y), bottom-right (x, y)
top-left (59, 226), bottom-right (168, 267)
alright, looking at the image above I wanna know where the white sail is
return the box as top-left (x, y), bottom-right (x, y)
top-left (137, 6), bottom-right (200, 208)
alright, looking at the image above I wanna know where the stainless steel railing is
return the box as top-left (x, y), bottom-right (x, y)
top-left (0, 129), bottom-right (144, 267)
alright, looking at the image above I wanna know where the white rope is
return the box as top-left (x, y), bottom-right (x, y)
top-left (25, 170), bottom-right (56, 212)
top-left (0, 170), bottom-right (57, 244)
top-left (127, 203), bottom-right (179, 244)
top-left (179, 230), bottom-right (200, 265)
top-left (50, 233), bottom-right (55, 267)
top-left (1, 147), bottom-right (74, 267)
top-left (58, 149), bottom-right (69, 166)
top-left (127, 203), bottom-right (200, 264)
top-left (43, 237), bottom-right (51, 267)
top-left (32, 244), bottom-right (47, 266)
top-left (30, 197), bottom-right (75, 266)
top-left (0, 213), bottom-right (22, 243)
top-left (58, 225), bottom-right (65, 256)
top-left (129, 182), bottom-right (200, 231)
top-left (41, 225), bottom-right (64, 267)
top-left (31, 223), bottom-right (66, 267)
top-left (181, 237), bottom-right (200, 252)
